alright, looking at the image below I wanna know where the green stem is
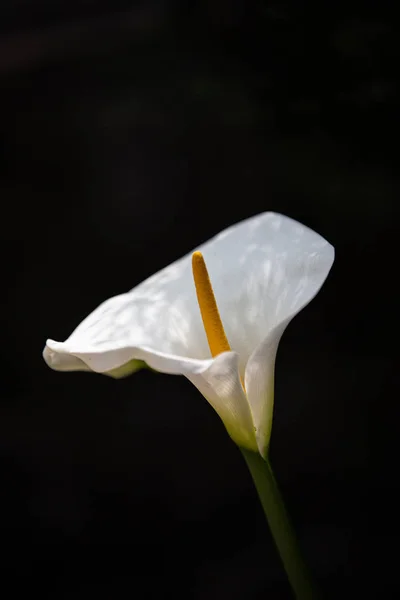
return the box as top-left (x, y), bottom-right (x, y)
top-left (241, 449), bottom-right (320, 600)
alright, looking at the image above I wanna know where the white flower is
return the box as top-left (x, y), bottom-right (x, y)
top-left (43, 212), bottom-right (334, 458)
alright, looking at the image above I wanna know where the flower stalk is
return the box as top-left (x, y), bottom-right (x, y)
top-left (241, 449), bottom-right (320, 600)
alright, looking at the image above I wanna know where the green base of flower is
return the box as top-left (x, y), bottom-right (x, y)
top-left (241, 449), bottom-right (320, 600)
top-left (105, 359), bottom-right (161, 379)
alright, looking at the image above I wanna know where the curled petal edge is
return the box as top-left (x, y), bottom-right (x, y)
top-left (43, 340), bottom-right (258, 453)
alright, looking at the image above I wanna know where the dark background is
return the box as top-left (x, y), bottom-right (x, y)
top-left (1, 1), bottom-right (398, 598)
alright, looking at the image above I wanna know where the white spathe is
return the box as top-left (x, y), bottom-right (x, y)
top-left (43, 213), bottom-right (334, 457)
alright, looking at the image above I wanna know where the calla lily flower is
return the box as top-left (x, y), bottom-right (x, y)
top-left (43, 212), bottom-right (334, 458)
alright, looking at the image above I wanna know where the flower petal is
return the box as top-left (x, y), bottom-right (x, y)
top-left (43, 212), bottom-right (334, 455)
top-left (185, 351), bottom-right (257, 451)
top-left (43, 343), bottom-right (91, 372)
top-left (244, 321), bottom-right (288, 458)
top-left (244, 222), bottom-right (334, 457)
top-left (44, 339), bottom-right (256, 451)
top-left (205, 213), bottom-right (335, 375)
top-left (43, 213), bottom-right (333, 377)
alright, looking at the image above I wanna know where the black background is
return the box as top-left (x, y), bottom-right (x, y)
top-left (1, 1), bottom-right (398, 598)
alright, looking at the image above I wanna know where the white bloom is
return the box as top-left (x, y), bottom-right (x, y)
top-left (43, 212), bottom-right (334, 457)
